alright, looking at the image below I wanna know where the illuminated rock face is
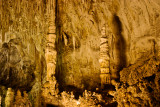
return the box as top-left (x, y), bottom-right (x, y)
top-left (56, 0), bottom-right (160, 90)
top-left (0, 0), bottom-right (160, 107)
top-left (0, 0), bottom-right (47, 106)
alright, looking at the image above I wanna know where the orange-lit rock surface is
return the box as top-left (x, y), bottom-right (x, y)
top-left (0, 0), bottom-right (160, 107)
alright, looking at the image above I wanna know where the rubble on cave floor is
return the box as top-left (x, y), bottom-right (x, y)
top-left (41, 87), bottom-right (117, 107)
top-left (35, 56), bottom-right (160, 107)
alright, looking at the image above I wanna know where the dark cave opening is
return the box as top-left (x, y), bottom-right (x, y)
top-left (147, 86), bottom-right (153, 93)
top-left (144, 74), bottom-right (155, 82)
top-left (46, 104), bottom-right (59, 107)
top-left (106, 102), bottom-right (118, 107)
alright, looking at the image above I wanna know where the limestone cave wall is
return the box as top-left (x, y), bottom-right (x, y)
top-left (0, 0), bottom-right (48, 106)
top-left (0, 0), bottom-right (160, 107)
top-left (56, 0), bottom-right (160, 90)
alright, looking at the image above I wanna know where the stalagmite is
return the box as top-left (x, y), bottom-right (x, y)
top-left (42, 0), bottom-right (59, 105)
top-left (5, 88), bottom-right (14, 107)
top-left (0, 96), bottom-right (1, 107)
top-left (45, 0), bottom-right (57, 82)
top-left (13, 90), bottom-right (32, 107)
top-left (13, 90), bottom-right (22, 106)
top-left (99, 25), bottom-right (111, 88)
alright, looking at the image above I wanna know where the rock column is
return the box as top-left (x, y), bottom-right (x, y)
top-left (99, 25), bottom-right (111, 88)
top-left (0, 95), bottom-right (1, 107)
top-left (42, 0), bottom-right (59, 104)
top-left (45, 0), bottom-right (57, 83)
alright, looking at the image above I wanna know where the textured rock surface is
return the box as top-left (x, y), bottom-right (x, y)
top-left (112, 56), bottom-right (160, 107)
top-left (0, 0), bottom-right (160, 107)
top-left (0, 0), bottom-right (47, 106)
top-left (56, 0), bottom-right (160, 90)
top-left (0, 40), bottom-right (35, 90)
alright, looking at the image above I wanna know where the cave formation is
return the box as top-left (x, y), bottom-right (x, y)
top-left (0, 0), bottom-right (160, 107)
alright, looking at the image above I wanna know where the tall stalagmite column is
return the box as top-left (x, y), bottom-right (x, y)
top-left (42, 0), bottom-right (58, 102)
top-left (99, 25), bottom-right (111, 88)
top-left (45, 0), bottom-right (57, 82)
